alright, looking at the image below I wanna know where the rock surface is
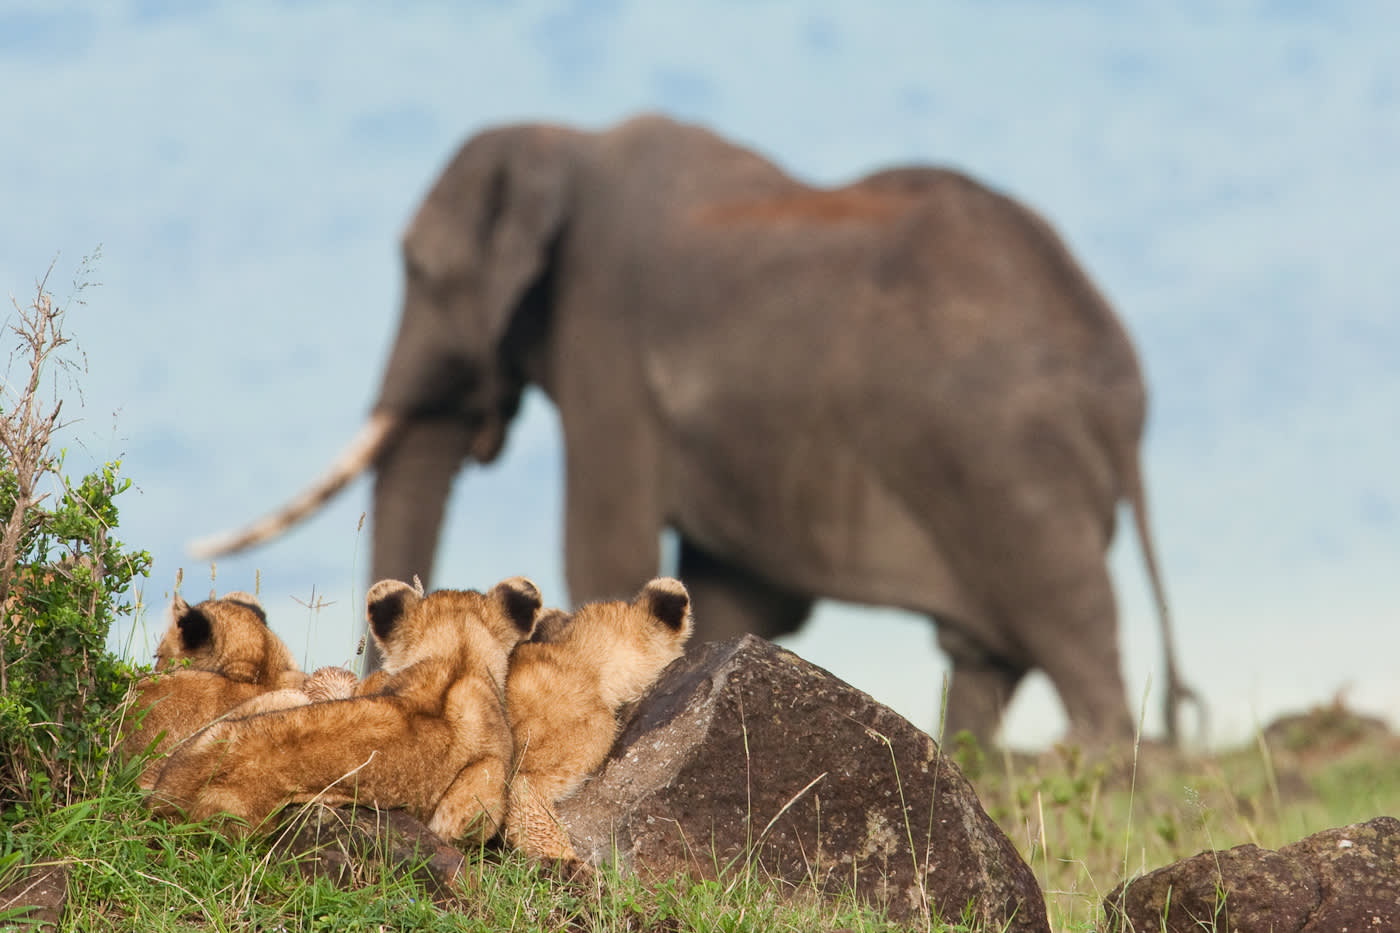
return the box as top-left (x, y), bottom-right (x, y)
top-left (272, 803), bottom-right (466, 899)
top-left (557, 635), bottom-right (1049, 932)
top-left (0, 861), bottom-right (68, 931)
top-left (1105, 815), bottom-right (1400, 932)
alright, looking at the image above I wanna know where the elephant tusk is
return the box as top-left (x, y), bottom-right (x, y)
top-left (188, 412), bottom-right (402, 560)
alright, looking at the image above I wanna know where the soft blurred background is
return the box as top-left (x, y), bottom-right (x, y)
top-left (1, 1), bottom-right (1394, 749)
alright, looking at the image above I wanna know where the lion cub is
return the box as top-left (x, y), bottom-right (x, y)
top-left (152, 577), bottom-right (541, 843)
top-left (217, 664), bottom-right (360, 719)
top-left (119, 592), bottom-right (305, 787)
top-left (505, 577), bottom-right (693, 864)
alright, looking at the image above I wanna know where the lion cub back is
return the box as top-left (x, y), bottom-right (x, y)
top-left (220, 665), bottom-right (361, 720)
top-left (151, 576), bottom-right (542, 844)
top-left (121, 592), bottom-right (304, 783)
top-left (153, 591), bottom-right (301, 686)
top-left (505, 577), bottom-right (693, 863)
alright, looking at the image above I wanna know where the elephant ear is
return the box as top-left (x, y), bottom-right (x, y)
top-left (479, 130), bottom-right (573, 345)
top-left (415, 125), bottom-right (574, 349)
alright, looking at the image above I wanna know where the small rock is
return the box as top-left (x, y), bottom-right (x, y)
top-left (557, 635), bottom-right (1049, 932)
top-left (1104, 815), bottom-right (1400, 932)
top-left (0, 861), bottom-right (68, 931)
top-left (1280, 818), bottom-right (1400, 932)
top-left (271, 804), bottom-right (466, 900)
top-left (1263, 702), bottom-right (1392, 759)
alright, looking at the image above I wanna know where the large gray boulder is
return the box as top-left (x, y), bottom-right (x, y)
top-left (1105, 815), bottom-right (1400, 932)
top-left (557, 635), bottom-right (1049, 932)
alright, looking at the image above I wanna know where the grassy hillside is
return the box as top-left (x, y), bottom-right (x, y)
top-left (2, 702), bottom-right (1395, 932)
top-left (972, 704), bottom-right (1400, 928)
top-left (4, 268), bottom-right (1395, 931)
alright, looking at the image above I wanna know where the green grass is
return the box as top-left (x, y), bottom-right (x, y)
top-left (4, 705), bottom-right (1396, 932)
top-left (8, 261), bottom-right (1397, 932)
top-left (968, 703), bottom-right (1400, 931)
top-left (1, 764), bottom-right (942, 932)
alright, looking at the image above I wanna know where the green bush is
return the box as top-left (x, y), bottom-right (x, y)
top-left (0, 265), bottom-right (151, 816)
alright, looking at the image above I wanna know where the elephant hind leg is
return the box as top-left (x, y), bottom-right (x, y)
top-left (1012, 562), bottom-right (1135, 745)
top-left (936, 624), bottom-right (1028, 746)
top-left (677, 538), bottom-right (813, 644)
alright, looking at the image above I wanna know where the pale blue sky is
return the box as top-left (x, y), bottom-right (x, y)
top-left (1, 1), bottom-right (1395, 747)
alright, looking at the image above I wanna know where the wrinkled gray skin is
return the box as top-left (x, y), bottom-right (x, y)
top-left (370, 114), bottom-right (1188, 746)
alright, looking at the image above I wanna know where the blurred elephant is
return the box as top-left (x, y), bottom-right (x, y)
top-left (195, 114), bottom-right (1195, 745)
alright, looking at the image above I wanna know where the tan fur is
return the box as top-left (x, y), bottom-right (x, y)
top-left (119, 592), bottom-right (304, 788)
top-left (504, 578), bottom-right (693, 863)
top-left (302, 665), bottom-right (360, 702)
top-left (152, 591), bottom-right (299, 681)
top-left (151, 577), bottom-right (541, 843)
top-left (218, 665), bottom-right (360, 719)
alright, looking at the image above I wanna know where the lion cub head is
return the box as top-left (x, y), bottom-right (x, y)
top-left (121, 591), bottom-right (304, 786)
top-left (541, 576), bottom-right (694, 709)
top-left (364, 575), bottom-right (542, 691)
top-left (154, 592), bottom-right (300, 688)
top-left (504, 577), bottom-right (693, 864)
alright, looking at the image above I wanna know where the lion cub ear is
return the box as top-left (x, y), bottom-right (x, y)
top-left (221, 591), bottom-right (268, 624)
top-left (365, 579), bottom-right (421, 643)
top-left (175, 602), bottom-right (215, 652)
top-left (636, 577), bottom-right (693, 636)
top-left (527, 607), bottom-right (573, 644)
top-left (490, 576), bottom-right (543, 637)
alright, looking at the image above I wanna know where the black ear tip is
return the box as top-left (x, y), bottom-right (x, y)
top-left (365, 579), bottom-right (417, 642)
top-left (367, 589), bottom-right (409, 641)
top-left (498, 576), bottom-right (543, 631)
top-left (528, 608), bottom-right (573, 644)
top-left (222, 592), bottom-right (267, 624)
top-left (177, 608), bottom-right (213, 649)
top-left (642, 577), bottom-right (691, 631)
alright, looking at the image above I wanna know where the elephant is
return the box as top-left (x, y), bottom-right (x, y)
top-left (195, 113), bottom-right (1197, 746)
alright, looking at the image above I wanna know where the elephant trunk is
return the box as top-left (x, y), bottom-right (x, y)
top-left (369, 416), bottom-right (475, 587)
top-left (189, 413), bottom-right (402, 559)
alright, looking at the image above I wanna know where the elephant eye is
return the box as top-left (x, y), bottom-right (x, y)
top-left (404, 258), bottom-right (456, 309)
top-left (477, 166), bottom-right (509, 246)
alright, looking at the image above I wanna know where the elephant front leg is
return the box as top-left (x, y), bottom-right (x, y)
top-left (1012, 562), bottom-right (1136, 745)
top-left (372, 417), bottom-right (475, 587)
top-left (560, 438), bottom-right (665, 603)
top-left (677, 539), bottom-right (813, 645)
top-left (937, 625), bottom-right (1028, 746)
top-left (369, 418), bottom-right (475, 673)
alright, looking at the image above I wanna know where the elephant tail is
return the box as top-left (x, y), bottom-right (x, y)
top-left (1125, 452), bottom-right (1205, 747)
top-left (188, 412), bottom-right (401, 560)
